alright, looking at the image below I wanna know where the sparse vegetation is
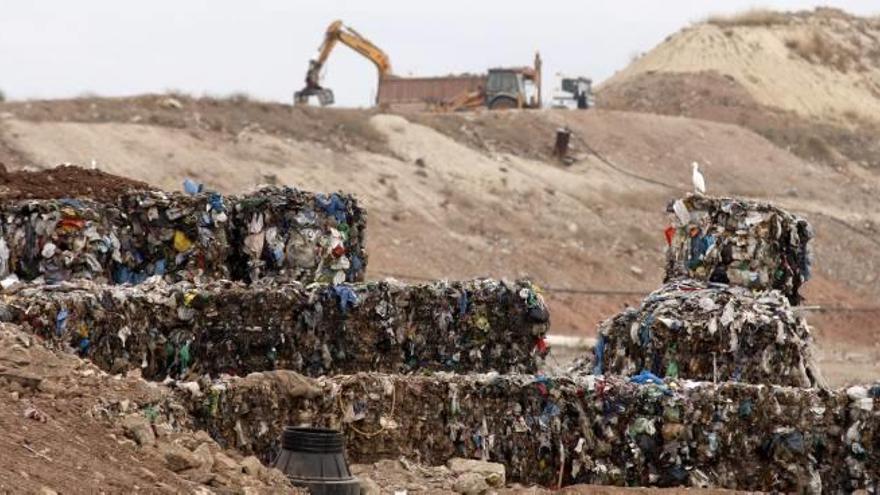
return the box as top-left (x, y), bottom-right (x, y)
top-left (785, 30), bottom-right (862, 72)
top-left (163, 88), bottom-right (190, 98)
top-left (0, 89), bottom-right (5, 102)
top-left (706, 8), bottom-right (790, 28)
top-left (226, 91), bottom-right (252, 103)
top-left (803, 135), bottom-right (835, 163)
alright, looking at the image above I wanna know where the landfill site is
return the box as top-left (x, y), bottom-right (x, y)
top-left (1, 5), bottom-right (880, 495)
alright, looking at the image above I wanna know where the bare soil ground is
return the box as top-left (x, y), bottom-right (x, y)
top-left (598, 69), bottom-right (880, 170)
top-left (0, 164), bottom-right (151, 201)
top-left (0, 323), bottom-right (298, 494)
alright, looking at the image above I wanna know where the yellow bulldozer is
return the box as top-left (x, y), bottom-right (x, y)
top-left (294, 20), bottom-right (542, 111)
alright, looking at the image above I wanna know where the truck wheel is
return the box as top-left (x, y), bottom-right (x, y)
top-left (488, 96), bottom-right (518, 110)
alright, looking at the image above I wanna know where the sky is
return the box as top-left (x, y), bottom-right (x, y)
top-left (0, 0), bottom-right (877, 107)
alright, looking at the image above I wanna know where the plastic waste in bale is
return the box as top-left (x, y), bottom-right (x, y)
top-left (587, 280), bottom-right (825, 387)
top-left (0, 186), bottom-right (368, 287)
top-left (664, 195), bottom-right (813, 304)
top-left (273, 426), bottom-right (360, 495)
top-left (7, 277), bottom-right (549, 379)
top-left (193, 371), bottom-right (879, 492)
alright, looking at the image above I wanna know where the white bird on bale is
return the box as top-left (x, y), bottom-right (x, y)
top-left (691, 161), bottom-right (706, 195)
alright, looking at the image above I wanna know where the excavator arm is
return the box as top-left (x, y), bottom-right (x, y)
top-left (294, 20), bottom-right (392, 106)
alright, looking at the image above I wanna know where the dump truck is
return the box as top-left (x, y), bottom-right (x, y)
top-left (294, 20), bottom-right (542, 111)
top-left (377, 55), bottom-right (542, 111)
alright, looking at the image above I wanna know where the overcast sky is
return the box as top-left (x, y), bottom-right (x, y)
top-left (1, 0), bottom-right (877, 107)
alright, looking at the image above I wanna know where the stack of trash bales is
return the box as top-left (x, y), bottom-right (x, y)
top-left (589, 194), bottom-right (823, 387)
top-left (171, 371), bottom-right (879, 492)
top-left (0, 186), bottom-right (367, 286)
top-left (591, 279), bottom-right (825, 387)
top-left (0, 173), bottom-right (568, 488)
top-left (665, 195), bottom-right (813, 304)
top-left (6, 277), bottom-right (549, 378)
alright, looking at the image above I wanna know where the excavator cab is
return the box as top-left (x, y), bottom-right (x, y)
top-left (484, 53), bottom-right (542, 110)
top-left (485, 69), bottom-right (536, 109)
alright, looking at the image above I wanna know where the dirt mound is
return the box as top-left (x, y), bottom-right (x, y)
top-left (599, 7), bottom-right (880, 169)
top-left (605, 8), bottom-right (880, 120)
top-left (0, 164), bottom-right (151, 201)
top-left (0, 323), bottom-right (298, 494)
top-left (599, 70), bottom-right (761, 120)
top-left (599, 70), bottom-right (880, 169)
top-left (1, 93), bottom-right (388, 155)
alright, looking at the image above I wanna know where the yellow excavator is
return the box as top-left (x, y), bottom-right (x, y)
top-left (295, 20), bottom-right (541, 111)
top-left (293, 20), bottom-right (391, 106)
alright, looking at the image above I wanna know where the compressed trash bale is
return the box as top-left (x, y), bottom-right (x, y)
top-left (6, 277), bottom-right (549, 378)
top-left (183, 371), bottom-right (879, 492)
top-left (0, 186), bottom-right (367, 286)
top-left (228, 187), bottom-right (367, 284)
top-left (110, 190), bottom-right (232, 284)
top-left (665, 195), bottom-right (813, 304)
top-left (0, 198), bottom-right (119, 283)
top-left (589, 280), bottom-right (825, 388)
top-left (844, 384), bottom-right (880, 485)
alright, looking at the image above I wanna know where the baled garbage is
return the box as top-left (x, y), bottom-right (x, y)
top-left (0, 186), bottom-right (367, 286)
top-left (179, 371), bottom-right (879, 493)
top-left (665, 195), bottom-right (813, 304)
top-left (6, 277), bottom-right (549, 378)
top-left (588, 280), bottom-right (825, 388)
top-left (228, 187), bottom-right (367, 285)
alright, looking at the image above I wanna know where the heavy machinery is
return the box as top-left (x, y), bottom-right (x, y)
top-left (398, 54), bottom-right (543, 111)
top-left (295, 20), bottom-right (542, 111)
top-left (550, 75), bottom-right (593, 109)
top-left (483, 55), bottom-right (542, 110)
top-left (293, 20), bottom-right (391, 106)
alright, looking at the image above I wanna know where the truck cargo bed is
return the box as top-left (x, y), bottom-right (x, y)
top-left (377, 74), bottom-right (484, 109)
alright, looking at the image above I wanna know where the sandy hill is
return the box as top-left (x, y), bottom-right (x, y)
top-left (0, 94), bottom-right (879, 385)
top-left (600, 7), bottom-right (880, 169)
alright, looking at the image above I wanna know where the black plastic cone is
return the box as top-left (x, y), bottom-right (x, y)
top-left (273, 427), bottom-right (360, 495)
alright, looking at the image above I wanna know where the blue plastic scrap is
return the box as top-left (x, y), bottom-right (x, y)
top-left (113, 266), bottom-right (149, 285)
top-left (593, 334), bottom-right (605, 375)
top-left (208, 192), bottom-right (225, 212)
top-left (315, 193), bottom-right (348, 223)
top-left (539, 402), bottom-right (561, 427)
top-left (59, 198), bottom-right (85, 209)
top-left (458, 291), bottom-right (469, 317)
top-left (55, 309), bottom-right (69, 336)
top-left (629, 370), bottom-right (665, 385)
top-left (333, 285), bottom-right (358, 315)
top-left (348, 255), bottom-right (363, 278)
top-left (183, 178), bottom-right (203, 195)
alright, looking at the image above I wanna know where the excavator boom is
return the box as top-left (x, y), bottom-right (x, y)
top-left (295, 20), bottom-right (392, 106)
